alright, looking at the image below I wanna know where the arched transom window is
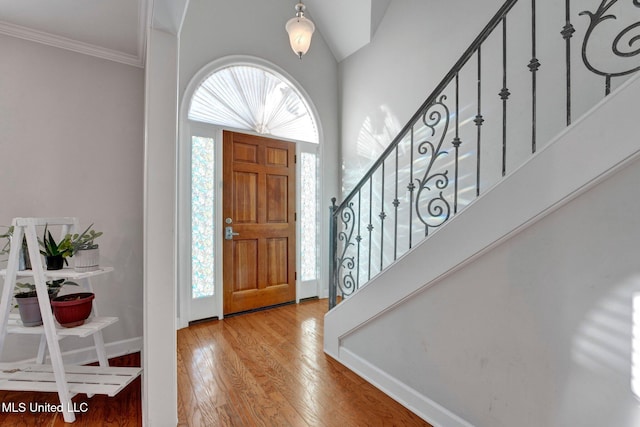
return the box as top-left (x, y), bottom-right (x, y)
top-left (188, 65), bottom-right (319, 144)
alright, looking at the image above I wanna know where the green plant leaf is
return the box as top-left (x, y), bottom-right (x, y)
top-left (47, 230), bottom-right (58, 254)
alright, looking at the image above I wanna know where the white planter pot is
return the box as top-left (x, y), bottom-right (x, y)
top-left (74, 248), bottom-right (100, 272)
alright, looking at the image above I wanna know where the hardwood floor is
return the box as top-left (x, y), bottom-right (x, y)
top-left (177, 298), bottom-right (431, 427)
top-left (0, 299), bottom-right (430, 426)
top-left (0, 352), bottom-right (141, 426)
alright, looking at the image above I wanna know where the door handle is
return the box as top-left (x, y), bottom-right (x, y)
top-left (225, 226), bottom-right (240, 240)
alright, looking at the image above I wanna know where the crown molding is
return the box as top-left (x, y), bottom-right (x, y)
top-left (0, 20), bottom-right (144, 68)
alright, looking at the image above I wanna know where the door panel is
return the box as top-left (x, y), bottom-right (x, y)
top-left (234, 172), bottom-right (258, 223)
top-left (233, 239), bottom-right (258, 292)
top-left (234, 142), bottom-right (259, 164)
top-left (266, 237), bottom-right (288, 285)
top-left (223, 131), bottom-right (296, 315)
top-left (266, 146), bottom-right (289, 166)
top-left (266, 175), bottom-right (288, 223)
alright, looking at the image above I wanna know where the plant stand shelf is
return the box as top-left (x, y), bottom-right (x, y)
top-left (0, 217), bottom-right (141, 423)
top-left (6, 313), bottom-right (118, 337)
top-left (0, 363), bottom-right (141, 397)
top-left (0, 267), bottom-right (114, 280)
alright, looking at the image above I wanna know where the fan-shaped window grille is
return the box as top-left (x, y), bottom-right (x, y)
top-left (188, 65), bottom-right (318, 144)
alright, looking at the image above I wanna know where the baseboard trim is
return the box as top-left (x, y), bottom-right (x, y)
top-left (19, 336), bottom-right (143, 366)
top-left (340, 347), bottom-right (474, 427)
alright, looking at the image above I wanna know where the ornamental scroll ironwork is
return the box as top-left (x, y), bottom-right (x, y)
top-left (335, 201), bottom-right (358, 297)
top-left (414, 95), bottom-right (451, 237)
top-left (333, 96), bottom-right (454, 299)
top-left (580, 0), bottom-right (640, 94)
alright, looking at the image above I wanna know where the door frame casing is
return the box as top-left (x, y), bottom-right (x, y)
top-left (178, 122), bottom-right (322, 326)
top-left (177, 55), bottom-right (325, 328)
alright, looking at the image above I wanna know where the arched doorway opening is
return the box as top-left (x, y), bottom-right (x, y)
top-left (178, 56), bottom-right (322, 324)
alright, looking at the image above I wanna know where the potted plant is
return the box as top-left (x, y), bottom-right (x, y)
top-left (14, 280), bottom-right (78, 327)
top-left (64, 224), bottom-right (103, 272)
top-left (39, 224), bottom-right (72, 270)
top-left (1, 226), bottom-right (32, 270)
top-left (51, 292), bottom-right (95, 327)
top-left (14, 288), bottom-right (42, 327)
top-left (0, 226), bottom-right (12, 258)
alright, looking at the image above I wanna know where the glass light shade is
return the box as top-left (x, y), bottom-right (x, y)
top-left (286, 16), bottom-right (315, 58)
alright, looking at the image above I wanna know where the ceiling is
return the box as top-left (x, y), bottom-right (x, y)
top-left (0, 0), bottom-right (390, 67)
top-left (303, 0), bottom-right (390, 61)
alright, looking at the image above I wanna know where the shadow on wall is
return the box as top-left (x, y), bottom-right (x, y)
top-left (342, 105), bottom-right (401, 194)
top-left (558, 275), bottom-right (640, 426)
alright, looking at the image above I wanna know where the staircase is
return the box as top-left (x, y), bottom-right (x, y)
top-left (325, 1), bottom-right (640, 426)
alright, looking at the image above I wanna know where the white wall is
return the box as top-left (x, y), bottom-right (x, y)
top-left (178, 0), bottom-right (340, 300)
top-left (0, 34), bottom-right (144, 361)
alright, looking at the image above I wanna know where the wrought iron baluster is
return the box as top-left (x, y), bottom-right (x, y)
top-left (379, 161), bottom-right (386, 271)
top-left (500, 17), bottom-right (510, 177)
top-left (408, 127), bottom-right (415, 249)
top-left (328, 198), bottom-right (337, 309)
top-left (356, 190), bottom-right (362, 289)
top-left (562, 0), bottom-right (575, 125)
top-left (475, 48), bottom-right (484, 197)
top-left (367, 178), bottom-right (373, 281)
top-left (453, 73), bottom-right (461, 215)
top-left (529, 0), bottom-right (540, 153)
top-left (393, 145), bottom-right (399, 261)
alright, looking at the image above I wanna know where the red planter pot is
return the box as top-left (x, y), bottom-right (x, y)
top-left (51, 293), bottom-right (94, 327)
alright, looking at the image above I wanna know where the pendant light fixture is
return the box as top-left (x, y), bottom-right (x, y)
top-left (285, 2), bottom-right (315, 59)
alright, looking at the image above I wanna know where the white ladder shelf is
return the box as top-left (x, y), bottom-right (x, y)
top-left (0, 217), bottom-right (141, 423)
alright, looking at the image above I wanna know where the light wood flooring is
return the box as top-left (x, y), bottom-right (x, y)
top-left (0, 352), bottom-right (141, 426)
top-left (177, 298), bottom-right (431, 426)
top-left (0, 299), bottom-right (430, 426)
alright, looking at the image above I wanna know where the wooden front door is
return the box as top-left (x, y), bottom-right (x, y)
top-left (222, 131), bottom-right (296, 315)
